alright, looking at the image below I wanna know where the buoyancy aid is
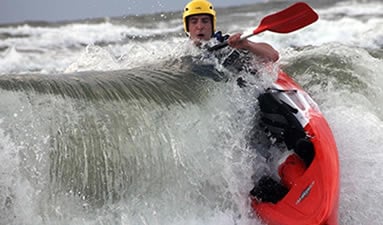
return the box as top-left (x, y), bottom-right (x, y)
top-left (211, 31), bottom-right (257, 87)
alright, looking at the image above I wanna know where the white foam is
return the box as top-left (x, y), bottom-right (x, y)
top-left (64, 45), bottom-right (120, 73)
top-left (0, 22), bottom-right (180, 50)
top-left (322, 2), bottom-right (383, 17)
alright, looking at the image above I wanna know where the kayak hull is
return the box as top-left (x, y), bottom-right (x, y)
top-left (251, 71), bottom-right (340, 225)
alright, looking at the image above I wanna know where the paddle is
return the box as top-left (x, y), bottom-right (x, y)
top-left (208, 2), bottom-right (318, 51)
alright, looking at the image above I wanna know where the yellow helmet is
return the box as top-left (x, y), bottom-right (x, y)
top-left (183, 0), bottom-right (216, 33)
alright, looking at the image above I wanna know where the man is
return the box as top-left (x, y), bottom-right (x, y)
top-left (183, 0), bottom-right (279, 63)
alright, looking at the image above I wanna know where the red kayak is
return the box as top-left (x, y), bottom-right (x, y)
top-left (250, 71), bottom-right (340, 225)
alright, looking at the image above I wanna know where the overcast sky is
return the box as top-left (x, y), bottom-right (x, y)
top-left (0, 0), bottom-right (263, 24)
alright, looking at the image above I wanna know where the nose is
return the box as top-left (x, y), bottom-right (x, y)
top-left (196, 20), bottom-right (204, 30)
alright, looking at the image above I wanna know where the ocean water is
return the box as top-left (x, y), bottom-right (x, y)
top-left (0, 0), bottom-right (382, 224)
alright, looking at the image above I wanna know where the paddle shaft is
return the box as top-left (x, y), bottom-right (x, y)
top-left (208, 2), bottom-right (318, 51)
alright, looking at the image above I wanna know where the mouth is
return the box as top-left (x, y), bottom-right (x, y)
top-left (197, 34), bottom-right (205, 39)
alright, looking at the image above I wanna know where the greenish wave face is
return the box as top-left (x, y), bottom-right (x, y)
top-left (0, 58), bottom-right (264, 224)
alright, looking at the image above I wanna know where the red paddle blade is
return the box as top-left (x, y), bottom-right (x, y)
top-left (253, 2), bottom-right (319, 35)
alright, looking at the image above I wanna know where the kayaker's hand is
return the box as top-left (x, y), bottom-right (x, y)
top-left (227, 32), bottom-right (279, 62)
top-left (227, 33), bottom-right (249, 50)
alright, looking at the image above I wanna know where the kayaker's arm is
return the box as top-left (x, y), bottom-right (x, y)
top-left (227, 33), bottom-right (279, 62)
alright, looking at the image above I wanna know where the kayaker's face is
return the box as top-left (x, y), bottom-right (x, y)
top-left (187, 15), bottom-right (213, 42)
